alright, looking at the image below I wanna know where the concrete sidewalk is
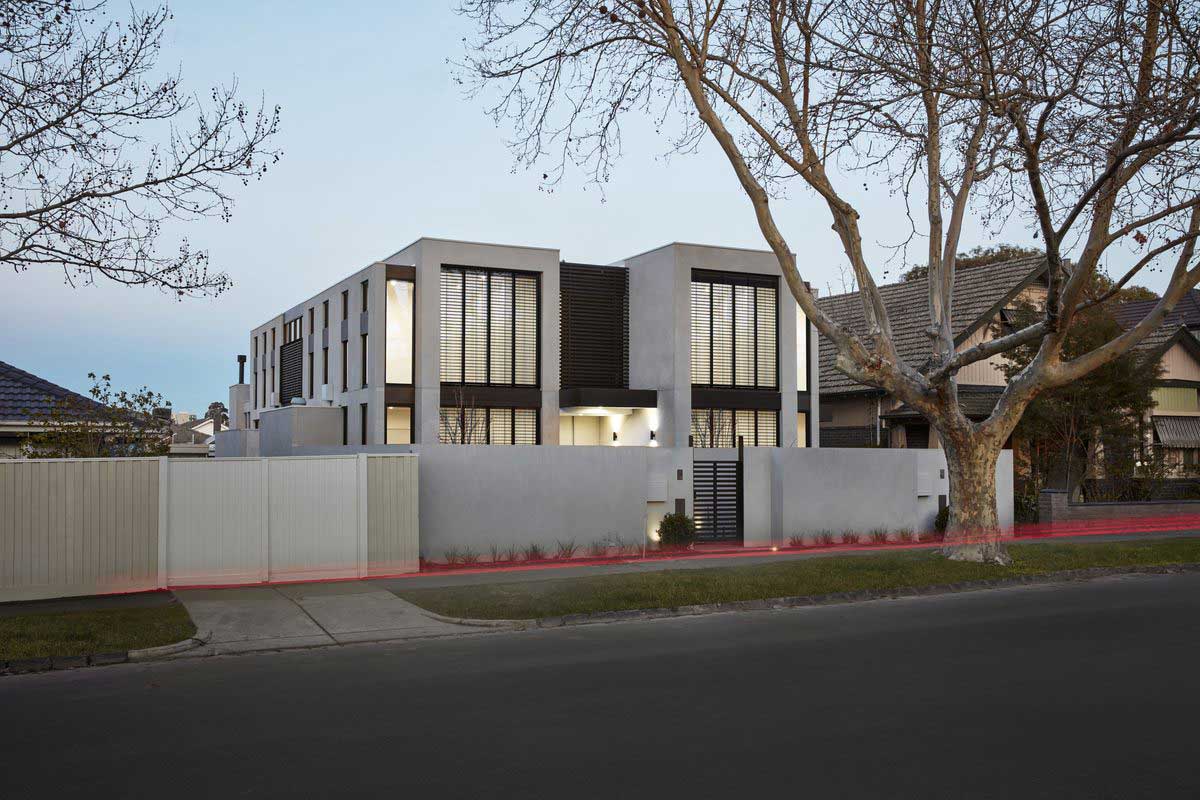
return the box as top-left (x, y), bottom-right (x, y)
top-left (175, 581), bottom-right (476, 656)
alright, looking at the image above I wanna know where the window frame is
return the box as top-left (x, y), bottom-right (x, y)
top-left (385, 277), bottom-right (416, 387)
top-left (385, 404), bottom-right (414, 445)
top-left (438, 406), bottom-right (540, 445)
top-left (690, 408), bottom-right (779, 447)
top-left (690, 269), bottom-right (779, 390)
top-left (439, 264), bottom-right (541, 388)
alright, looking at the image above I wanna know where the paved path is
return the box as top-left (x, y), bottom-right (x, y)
top-left (4, 572), bottom-right (1199, 798)
top-left (175, 581), bottom-right (468, 655)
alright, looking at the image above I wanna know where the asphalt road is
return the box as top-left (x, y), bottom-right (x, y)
top-left (3, 572), bottom-right (1199, 799)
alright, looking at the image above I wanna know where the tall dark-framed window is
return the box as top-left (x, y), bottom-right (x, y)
top-left (322, 347), bottom-right (329, 390)
top-left (308, 351), bottom-right (314, 399)
top-left (323, 299), bottom-right (329, 329)
top-left (690, 270), bottom-right (777, 388)
top-left (691, 409), bottom-right (778, 447)
top-left (341, 340), bottom-right (348, 392)
top-left (386, 277), bottom-right (414, 385)
top-left (341, 289), bottom-right (349, 321)
top-left (438, 406), bottom-right (538, 445)
top-left (439, 266), bottom-right (538, 386)
top-left (341, 406), bottom-right (348, 445)
top-left (360, 403), bottom-right (369, 445)
top-left (360, 333), bottom-right (368, 388)
top-left (308, 307), bottom-right (314, 334)
top-left (361, 279), bottom-right (369, 313)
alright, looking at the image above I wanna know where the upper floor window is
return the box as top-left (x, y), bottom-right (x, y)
top-left (322, 300), bottom-right (329, 329)
top-left (691, 270), bottom-right (777, 388)
top-left (440, 266), bottom-right (538, 386)
top-left (283, 318), bottom-right (301, 343)
top-left (361, 279), bottom-right (369, 313)
top-left (341, 289), bottom-right (349, 320)
top-left (796, 304), bottom-right (808, 393)
top-left (386, 278), bottom-right (414, 385)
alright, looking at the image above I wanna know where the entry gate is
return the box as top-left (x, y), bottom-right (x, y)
top-left (692, 459), bottom-right (741, 541)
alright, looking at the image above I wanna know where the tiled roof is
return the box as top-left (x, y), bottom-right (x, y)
top-left (0, 360), bottom-right (104, 422)
top-left (816, 257), bottom-right (1048, 396)
top-left (1113, 289), bottom-right (1200, 332)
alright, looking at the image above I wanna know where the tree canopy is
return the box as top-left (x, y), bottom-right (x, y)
top-left (0, 1), bottom-right (281, 296)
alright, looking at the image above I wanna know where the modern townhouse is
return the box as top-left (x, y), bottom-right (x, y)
top-left (218, 237), bottom-right (819, 457)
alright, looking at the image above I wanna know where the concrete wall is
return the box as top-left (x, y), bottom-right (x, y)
top-left (214, 429), bottom-right (259, 458)
top-left (257, 405), bottom-right (343, 456)
top-left (767, 448), bottom-right (1013, 545)
top-left (414, 445), bottom-right (691, 559)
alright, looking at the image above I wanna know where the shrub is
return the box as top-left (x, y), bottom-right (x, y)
top-left (555, 539), bottom-right (579, 560)
top-left (868, 529), bottom-right (889, 545)
top-left (816, 531), bottom-right (836, 547)
top-left (443, 547), bottom-right (462, 566)
top-left (460, 547), bottom-right (480, 566)
top-left (934, 506), bottom-right (950, 536)
top-left (787, 534), bottom-right (806, 548)
top-left (488, 544), bottom-right (502, 563)
top-left (502, 544), bottom-right (520, 562)
top-left (523, 542), bottom-right (547, 562)
top-left (896, 529), bottom-right (915, 543)
top-left (841, 531), bottom-right (862, 545)
top-left (588, 540), bottom-right (609, 557)
top-left (657, 512), bottom-right (697, 548)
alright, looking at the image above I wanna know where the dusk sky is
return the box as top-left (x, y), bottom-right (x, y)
top-left (0, 1), bottom-right (1137, 415)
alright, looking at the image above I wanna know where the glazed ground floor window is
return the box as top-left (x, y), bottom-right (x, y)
top-left (438, 406), bottom-right (538, 445)
top-left (386, 406), bottom-right (412, 445)
top-left (691, 409), bottom-right (778, 447)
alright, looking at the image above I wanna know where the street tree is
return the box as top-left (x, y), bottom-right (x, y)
top-left (22, 372), bottom-right (171, 458)
top-left (0, 1), bottom-right (281, 296)
top-left (460, 0), bottom-right (1200, 562)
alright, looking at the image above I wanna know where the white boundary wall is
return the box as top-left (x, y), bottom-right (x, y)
top-left (0, 455), bottom-right (418, 602)
top-left (413, 445), bottom-right (1013, 558)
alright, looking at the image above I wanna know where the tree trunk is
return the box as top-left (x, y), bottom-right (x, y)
top-left (940, 435), bottom-right (1010, 565)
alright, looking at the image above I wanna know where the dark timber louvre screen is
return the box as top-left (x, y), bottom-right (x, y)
top-left (560, 263), bottom-right (629, 388)
top-left (279, 318), bottom-right (303, 406)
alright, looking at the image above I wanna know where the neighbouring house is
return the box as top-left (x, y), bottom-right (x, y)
top-left (816, 256), bottom-right (1049, 448)
top-left (169, 415), bottom-right (221, 458)
top-left (1114, 290), bottom-right (1200, 472)
top-left (0, 360), bottom-right (105, 457)
top-left (216, 238), bottom-right (819, 455)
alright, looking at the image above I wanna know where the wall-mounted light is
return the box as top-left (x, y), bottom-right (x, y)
top-left (649, 430), bottom-right (656, 441)
top-left (612, 431), bottom-right (619, 442)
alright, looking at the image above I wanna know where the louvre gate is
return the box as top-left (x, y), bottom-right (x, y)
top-left (693, 460), bottom-right (741, 541)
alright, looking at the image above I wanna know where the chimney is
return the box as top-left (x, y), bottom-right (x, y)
top-left (237, 354), bottom-right (247, 384)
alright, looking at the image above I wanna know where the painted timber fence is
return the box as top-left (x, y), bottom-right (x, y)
top-left (0, 454), bottom-right (418, 602)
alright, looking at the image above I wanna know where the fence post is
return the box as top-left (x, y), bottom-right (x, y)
top-left (260, 458), bottom-right (270, 583)
top-left (357, 453), bottom-right (369, 578)
top-left (157, 457), bottom-right (169, 590)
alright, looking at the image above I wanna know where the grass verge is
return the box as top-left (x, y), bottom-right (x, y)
top-left (395, 537), bottom-right (1200, 621)
top-left (0, 603), bottom-right (196, 661)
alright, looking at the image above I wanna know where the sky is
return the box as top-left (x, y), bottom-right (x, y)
top-left (0, 1), bottom-right (1149, 415)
